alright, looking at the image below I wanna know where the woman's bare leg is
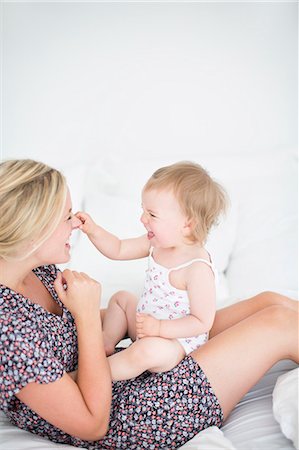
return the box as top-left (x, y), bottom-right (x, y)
top-left (191, 304), bottom-right (298, 420)
top-left (210, 291), bottom-right (298, 338)
top-left (102, 291), bottom-right (138, 355)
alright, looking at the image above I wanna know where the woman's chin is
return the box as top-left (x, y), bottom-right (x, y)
top-left (55, 249), bottom-right (71, 265)
top-left (62, 252), bottom-right (71, 264)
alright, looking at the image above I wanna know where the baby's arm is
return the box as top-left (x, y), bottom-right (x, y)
top-left (76, 211), bottom-right (150, 260)
top-left (137, 263), bottom-right (216, 339)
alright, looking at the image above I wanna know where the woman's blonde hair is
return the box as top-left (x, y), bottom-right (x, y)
top-left (143, 161), bottom-right (228, 244)
top-left (0, 159), bottom-right (67, 260)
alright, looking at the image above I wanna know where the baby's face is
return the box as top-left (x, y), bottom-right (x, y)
top-left (140, 188), bottom-right (190, 248)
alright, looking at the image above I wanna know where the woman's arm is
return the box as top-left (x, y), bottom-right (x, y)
top-left (136, 263), bottom-right (216, 339)
top-left (76, 211), bottom-right (150, 260)
top-left (16, 270), bottom-right (112, 441)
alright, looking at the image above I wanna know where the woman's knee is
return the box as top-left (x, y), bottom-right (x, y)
top-left (261, 304), bottom-right (298, 361)
top-left (260, 303), bottom-right (292, 328)
top-left (254, 291), bottom-right (290, 308)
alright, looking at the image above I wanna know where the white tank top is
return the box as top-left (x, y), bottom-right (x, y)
top-left (137, 248), bottom-right (217, 354)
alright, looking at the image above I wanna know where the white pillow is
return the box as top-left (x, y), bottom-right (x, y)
top-left (180, 426), bottom-right (236, 450)
top-left (68, 193), bottom-right (147, 306)
top-left (59, 163), bottom-right (87, 213)
top-left (81, 151), bottom-right (297, 305)
top-left (56, 162), bottom-right (88, 273)
top-left (273, 368), bottom-right (299, 449)
top-left (81, 156), bottom-right (239, 304)
top-left (225, 160), bottom-right (298, 300)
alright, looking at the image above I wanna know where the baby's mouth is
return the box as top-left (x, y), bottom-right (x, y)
top-left (147, 231), bottom-right (155, 240)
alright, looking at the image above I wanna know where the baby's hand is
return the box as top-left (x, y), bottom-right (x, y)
top-left (75, 211), bottom-right (97, 236)
top-left (136, 313), bottom-right (160, 338)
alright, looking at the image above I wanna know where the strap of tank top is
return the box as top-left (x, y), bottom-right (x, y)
top-left (168, 258), bottom-right (216, 277)
top-left (150, 247), bottom-right (216, 278)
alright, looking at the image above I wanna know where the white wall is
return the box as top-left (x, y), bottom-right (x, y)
top-left (1, 1), bottom-right (298, 304)
top-left (1, 1), bottom-right (297, 165)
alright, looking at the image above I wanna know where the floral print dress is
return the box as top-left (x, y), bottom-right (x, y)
top-left (0, 265), bottom-right (223, 449)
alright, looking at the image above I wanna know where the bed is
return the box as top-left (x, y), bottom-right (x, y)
top-left (0, 151), bottom-right (298, 449)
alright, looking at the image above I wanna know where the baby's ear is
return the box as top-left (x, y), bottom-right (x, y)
top-left (182, 218), bottom-right (194, 237)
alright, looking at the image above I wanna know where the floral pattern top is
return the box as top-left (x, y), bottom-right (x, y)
top-left (0, 265), bottom-right (78, 442)
top-left (0, 265), bottom-right (223, 449)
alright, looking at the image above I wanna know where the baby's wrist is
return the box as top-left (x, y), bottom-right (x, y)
top-left (86, 224), bottom-right (100, 239)
top-left (157, 319), bottom-right (161, 337)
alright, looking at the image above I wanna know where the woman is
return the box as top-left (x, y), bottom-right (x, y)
top-left (0, 159), bottom-right (298, 450)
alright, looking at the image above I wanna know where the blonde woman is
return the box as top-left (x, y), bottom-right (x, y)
top-left (0, 159), bottom-right (298, 450)
top-left (77, 162), bottom-right (227, 380)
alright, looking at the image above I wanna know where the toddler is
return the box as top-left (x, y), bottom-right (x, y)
top-left (77, 161), bottom-right (227, 381)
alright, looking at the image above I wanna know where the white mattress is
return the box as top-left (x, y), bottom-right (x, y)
top-left (0, 360), bottom-right (296, 450)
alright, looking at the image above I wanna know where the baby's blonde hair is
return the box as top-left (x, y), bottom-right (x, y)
top-left (0, 159), bottom-right (67, 260)
top-left (143, 161), bottom-right (228, 244)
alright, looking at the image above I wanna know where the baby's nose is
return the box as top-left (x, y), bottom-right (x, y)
top-left (140, 212), bottom-right (147, 224)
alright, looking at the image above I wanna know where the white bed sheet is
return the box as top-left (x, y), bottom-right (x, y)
top-left (222, 360), bottom-right (297, 450)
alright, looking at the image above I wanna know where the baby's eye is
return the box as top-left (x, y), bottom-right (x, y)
top-left (149, 213), bottom-right (156, 218)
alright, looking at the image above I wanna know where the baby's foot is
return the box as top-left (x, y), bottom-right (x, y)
top-left (104, 344), bottom-right (116, 356)
top-left (103, 334), bottom-right (116, 356)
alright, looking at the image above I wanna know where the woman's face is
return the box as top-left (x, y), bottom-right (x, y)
top-left (32, 189), bottom-right (81, 265)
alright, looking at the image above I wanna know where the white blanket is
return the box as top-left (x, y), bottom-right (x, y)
top-left (273, 368), bottom-right (299, 450)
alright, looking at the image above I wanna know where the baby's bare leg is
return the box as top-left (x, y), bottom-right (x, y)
top-left (108, 337), bottom-right (185, 381)
top-left (102, 290), bottom-right (138, 356)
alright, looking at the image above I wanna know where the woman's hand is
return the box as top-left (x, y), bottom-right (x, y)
top-left (54, 270), bottom-right (101, 322)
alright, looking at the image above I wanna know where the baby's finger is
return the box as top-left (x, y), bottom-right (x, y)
top-left (75, 212), bottom-right (87, 224)
top-left (136, 325), bottom-right (144, 335)
top-left (136, 313), bottom-right (147, 322)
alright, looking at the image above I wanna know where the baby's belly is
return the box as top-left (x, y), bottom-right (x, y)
top-left (137, 298), bottom-right (189, 320)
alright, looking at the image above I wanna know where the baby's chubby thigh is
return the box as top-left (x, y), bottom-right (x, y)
top-left (133, 336), bottom-right (186, 373)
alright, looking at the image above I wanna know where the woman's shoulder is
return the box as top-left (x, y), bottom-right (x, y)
top-left (0, 264), bottom-right (59, 314)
